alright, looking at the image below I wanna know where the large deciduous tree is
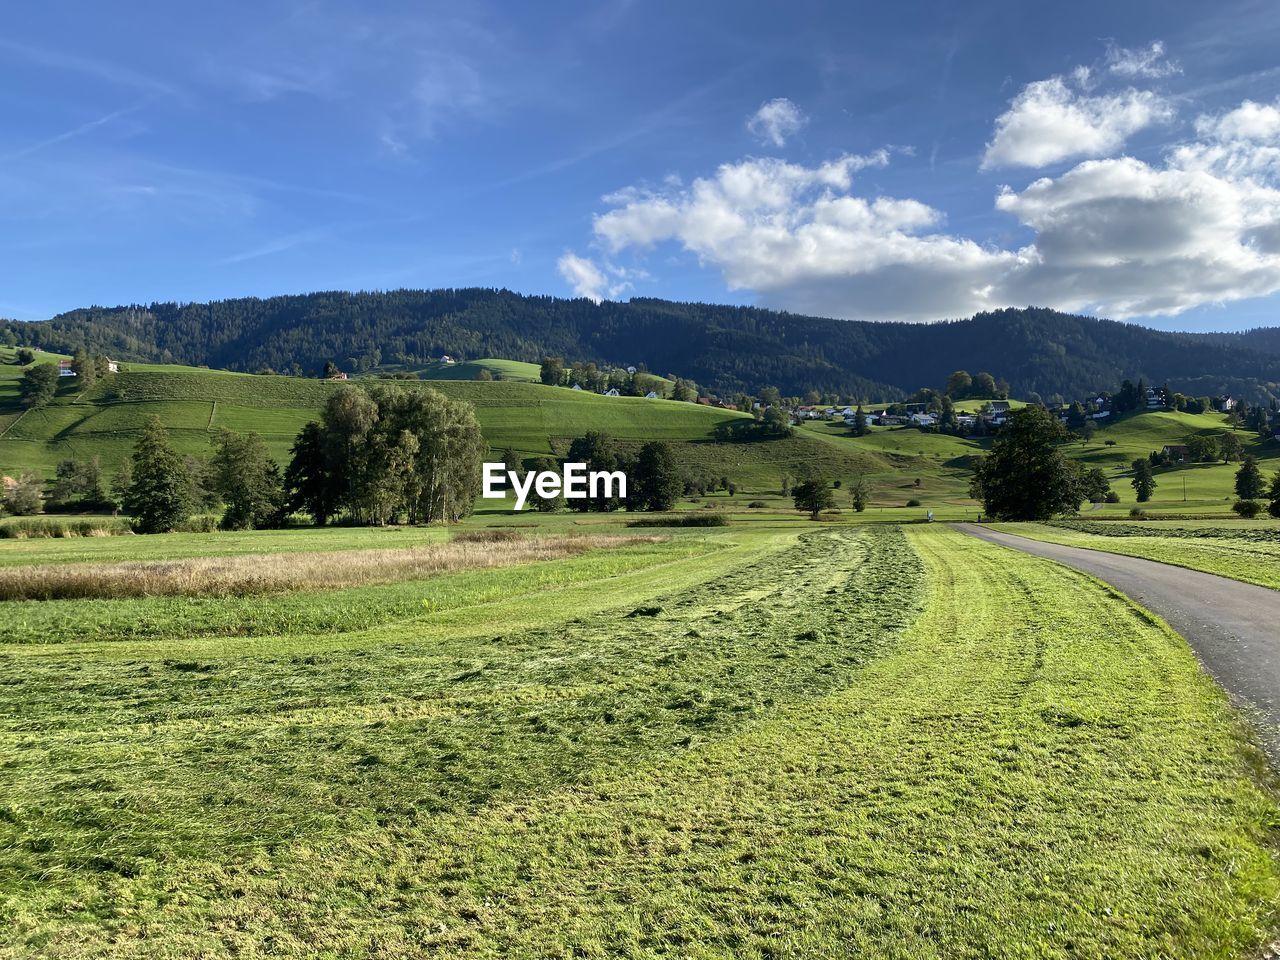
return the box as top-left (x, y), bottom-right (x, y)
top-left (19, 363), bottom-right (57, 409)
top-left (969, 406), bottom-right (1084, 520)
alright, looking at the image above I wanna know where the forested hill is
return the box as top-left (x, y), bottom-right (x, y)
top-left (5, 290), bottom-right (1280, 402)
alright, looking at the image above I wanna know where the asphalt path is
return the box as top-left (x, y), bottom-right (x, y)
top-left (955, 523), bottom-right (1280, 762)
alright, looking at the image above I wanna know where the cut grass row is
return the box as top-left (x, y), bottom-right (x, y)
top-left (3, 525), bottom-right (1278, 956)
top-left (992, 520), bottom-right (1280, 591)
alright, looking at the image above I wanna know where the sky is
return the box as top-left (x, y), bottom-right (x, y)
top-left (4, 0), bottom-right (1280, 331)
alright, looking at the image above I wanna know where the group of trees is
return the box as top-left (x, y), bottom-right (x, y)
top-left (14, 351), bottom-right (118, 410)
top-left (506, 432), bottom-right (729, 513)
top-left (944, 370), bottom-right (1009, 400)
top-left (539, 356), bottom-right (675, 398)
top-left (1230, 456), bottom-right (1280, 518)
top-left (283, 385), bottom-right (486, 526)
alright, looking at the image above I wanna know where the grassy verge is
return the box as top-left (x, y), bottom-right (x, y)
top-left (993, 519), bottom-right (1280, 591)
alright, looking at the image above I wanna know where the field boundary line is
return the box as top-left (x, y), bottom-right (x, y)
top-left (0, 407), bottom-right (28, 440)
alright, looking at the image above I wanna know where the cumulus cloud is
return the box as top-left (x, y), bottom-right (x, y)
top-left (556, 252), bottom-right (636, 302)
top-left (582, 97), bottom-right (1280, 322)
top-left (982, 76), bottom-right (1172, 169)
top-left (1105, 40), bottom-right (1181, 79)
top-left (746, 98), bottom-right (808, 147)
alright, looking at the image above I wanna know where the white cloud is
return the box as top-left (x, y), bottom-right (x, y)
top-left (556, 253), bottom-right (634, 302)
top-left (746, 98), bottom-right (808, 147)
top-left (1105, 40), bottom-right (1181, 79)
top-left (583, 97), bottom-right (1280, 322)
top-left (982, 76), bottom-right (1172, 170)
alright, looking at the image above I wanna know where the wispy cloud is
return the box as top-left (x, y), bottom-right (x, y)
top-left (0, 102), bottom-right (145, 162)
top-left (219, 226), bottom-right (335, 264)
top-left (0, 37), bottom-right (182, 100)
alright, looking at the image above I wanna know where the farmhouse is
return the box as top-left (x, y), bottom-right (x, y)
top-left (644, 390), bottom-right (659, 399)
top-left (1146, 388), bottom-right (1167, 409)
top-left (58, 359), bottom-right (75, 377)
top-left (438, 354), bottom-right (456, 364)
top-left (604, 388), bottom-right (620, 397)
top-left (326, 370), bottom-right (349, 381)
top-left (1161, 444), bottom-right (1190, 463)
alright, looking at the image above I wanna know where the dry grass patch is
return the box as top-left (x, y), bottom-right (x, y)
top-left (0, 534), bottom-right (659, 600)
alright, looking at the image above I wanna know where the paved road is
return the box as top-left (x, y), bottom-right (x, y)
top-left (955, 523), bottom-right (1280, 761)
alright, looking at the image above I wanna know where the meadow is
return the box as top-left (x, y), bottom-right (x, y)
top-left (3, 520), bottom-right (1280, 956)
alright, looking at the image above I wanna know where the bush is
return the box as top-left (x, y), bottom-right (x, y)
top-left (0, 517), bottom-right (132, 539)
top-left (1128, 507), bottom-right (1147, 519)
top-left (626, 513), bottom-right (729, 527)
top-left (1104, 491), bottom-right (1120, 503)
top-left (453, 529), bottom-right (525, 543)
top-left (906, 498), bottom-right (922, 507)
top-left (747, 500), bottom-right (767, 508)
top-left (1231, 499), bottom-right (1262, 519)
top-left (172, 515), bottom-right (220, 533)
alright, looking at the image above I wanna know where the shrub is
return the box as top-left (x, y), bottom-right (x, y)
top-left (453, 529), bottom-right (524, 543)
top-left (626, 513), bottom-right (729, 527)
top-left (747, 500), bottom-right (767, 508)
top-left (906, 498), bottom-right (922, 507)
top-left (1231, 499), bottom-right (1262, 519)
top-left (1128, 507), bottom-right (1147, 519)
top-left (0, 517), bottom-right (132, 539)
top-left (1104, 491), bottom-right (1120, 503)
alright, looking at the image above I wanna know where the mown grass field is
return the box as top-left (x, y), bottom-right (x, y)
top-left (993, 519), bottom-right (1280, 591)
top-left (2, 521), bottom-right (1279, 956)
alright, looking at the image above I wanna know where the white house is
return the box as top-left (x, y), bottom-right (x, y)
top-left (910, 413), bottom-right (937, 427)
top-left (106, 358), bottom-right (119, 373)
top-left (604, 388), bottom-right (620, 397)
top-left (571, 383), bottom-right (583, 391)
top-left (644, 390), bottom-right (659, 399)
top-left (438, 354), bottom-right (456, 365)
top-left (58, 359), bottom-right (75, 377)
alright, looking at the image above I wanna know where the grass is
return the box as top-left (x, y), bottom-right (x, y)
top-left (992, 519), bottom-right (1280, 591)
top-left (2, 522), bottom-right (1278, 956)
top-left (0, 533), bottom-right (657, 600)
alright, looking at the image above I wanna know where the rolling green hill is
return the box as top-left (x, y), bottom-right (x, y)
top-left (0, 348), bottom-right (883, 492)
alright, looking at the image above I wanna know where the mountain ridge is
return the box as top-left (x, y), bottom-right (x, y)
top-left (4, 290), bottom-right (1279, 402)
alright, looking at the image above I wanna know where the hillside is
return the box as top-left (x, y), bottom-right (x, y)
top-left (0, 349), bottom-right (885, 492)
top-left (7, 292), bottom-right (1280, 403)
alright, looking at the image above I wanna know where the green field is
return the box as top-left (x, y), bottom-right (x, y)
top-left (3, 520), bottom-right (1279, 956)
top-left (993, 519), bottom-right (1280, 591)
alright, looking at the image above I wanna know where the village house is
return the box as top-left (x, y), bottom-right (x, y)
top-left (1146, 388), bottom-right (1167, 409)
top-left (58, 359), bottom-right (75, 377)
top-left (604, 388), bottom-right (620, 397)
top-left (644, 390), bottom-right (659, 399)
top-left (327, 370), bottom-right (349, 381)
top-left (1161, 444), bottom-right (1190, 463)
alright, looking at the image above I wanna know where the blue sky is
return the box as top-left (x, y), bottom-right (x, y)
top-left (4, 0), bottom-right (1280, 330)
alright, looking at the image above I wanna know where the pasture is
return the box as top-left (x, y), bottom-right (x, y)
top-left (2, 520), bottom-right (1279, 956)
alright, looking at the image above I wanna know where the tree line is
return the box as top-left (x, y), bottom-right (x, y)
top-left (10, 293), bottom-right (1280, 403)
